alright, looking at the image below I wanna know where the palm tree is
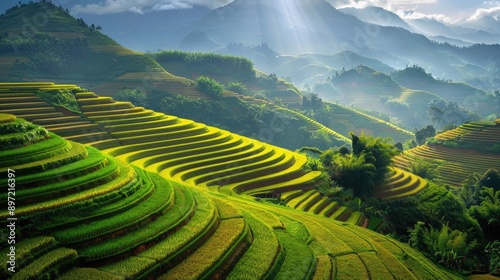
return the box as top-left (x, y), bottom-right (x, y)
top-left (333, 154), bottom-right (377, 198)
top-left (469, 187), bottom-right (500, 240)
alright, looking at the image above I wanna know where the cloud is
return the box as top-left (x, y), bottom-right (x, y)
top-left (327, 0), bottom-right (437, 10)
top-left (468, 6), bottom-right (500, 20)
top-left (72, 0), bottom-right (233, 15)
top-left (328, 0), bottom-right (469, 23)
top-left (397, 10), bottom-right (455, 23)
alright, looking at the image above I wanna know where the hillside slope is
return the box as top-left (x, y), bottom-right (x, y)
top-left (0, 110), bottom-right (458, 278)
top-left (312, 102), bottom-right (414, 143)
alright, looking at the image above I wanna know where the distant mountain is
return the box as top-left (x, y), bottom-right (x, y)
top-left (178, 31), bottom-right (222, 51)
top-left (72, 6), bottom-right (211, 52)
top-left (275, 51), bottom-right (394, 84)
top-left (391, 65), bottom-right (498, 117)
top-left (213, 44), bottom-right (395, 86)
top-left (187, 0), bottom-right (364, 55)
top-left (407, 17), bottom-right (500, 45)
top-left (460, 16), bottom-right (500, 36)
top-left (406, 18), bottom-right (456, 38)
top-left (391, 65), bottom-right (487, 100)
top-left (339, 6), bottom-right (414, 32)
top-left (174, 0), bottom-right (499, 92)
top-left (426, 35), bottom-right (474, 48)
top-left (330, 65), bottom-right (442, 128)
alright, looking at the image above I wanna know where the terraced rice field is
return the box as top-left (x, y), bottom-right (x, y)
top-left (282, 188), bottom-right (367, 226)
top-left (0, 83), bottom-right (458, 279)
top-left (0, 83), bottom-right (118, 149)
top-left (435, 121), bottom-right (500, 143)
top-left (322, 103), bottom-right (414, 143)
top-left (70, 91), bottom-right (326, 196)
top-left (373, 167), bottom-right (428, 201)
top-left (281, 167), bottom-right (427, 230)
top-left (395, 121), bottom-right (500, 187)
top-left (274, 106), bottom-right (350, 144)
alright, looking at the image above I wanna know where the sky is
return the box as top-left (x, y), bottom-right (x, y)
top-left (1, 0), bottom-right (499, 23)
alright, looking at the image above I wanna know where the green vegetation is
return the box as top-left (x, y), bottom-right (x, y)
top-left (35, 90), bottom-right (81, 113)
top-left (316, 133), bottom-right (400, 198)
top-left (196, 76), bottom-right (224, 98)
top-left (149, 93), bottom-right (341, 150)
top-left (226, 82), bottom-right (248, 94)
top-left (227, 211), bottom-right (280, 279)
top-left (155, 50), bottom-right (255, 80)
top-left (312, 102), bottom-right (414, 143)
top-left (415, 125), bottom-right (436, 145)
top-left (408, 222), bottom-right (477, 270)
top-left (112, 88), bottom-right (149, 108)
top-left (3, 81), bottom-right (492, 279)
top-left (274, 231), bottom-right (316, 279)
top-left (5, 0), bottom-right (498, 277)
top-left (0, 118), bottom-right (49, 150)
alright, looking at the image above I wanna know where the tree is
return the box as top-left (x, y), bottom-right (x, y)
top-left (479, 169), bottom-right (500, 191)
top-left (394, 142), bottom-right (403, 151)
top-left (409, 222), bottom-right (477, 270)
top-left (415, 125), bottom-right (436, 145)
top-left (459, 174), bottom-right (482, 208)
top-left (310, 93), bottom-right (323, 109)
top-left (351, 133), bottom-right (400, 184)
top-left (319, 149), bottom-right (336, 170)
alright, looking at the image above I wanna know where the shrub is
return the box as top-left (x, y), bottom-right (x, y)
top-left (196, 76), bottom-right (224, 98)
top-left (226, 82), bottom-right (247, 94)
top-left (35, 89), bottom-right (81, 113)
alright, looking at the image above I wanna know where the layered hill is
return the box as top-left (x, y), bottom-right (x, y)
top-left (151, 50), bottom-right (304, 107)
top-left (0, 104), bottom-right (457, 278)
top-left (0, 2), bottom-right (205, 98)
top-left (391, 66), bottom-right (494, 112)
top-left (330, 65), bottom-right (442, 128)
top-left (311, 102), bottom-right (414, 143)
top-left (393, 120), bottom-right (500, 187)
top-left (146, 51), bottom-right (412, 144)
top-left (0, 3), bottom-right (359, 151)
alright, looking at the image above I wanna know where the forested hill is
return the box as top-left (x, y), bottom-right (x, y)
top-left (0, 2), bottom-right (185, 97)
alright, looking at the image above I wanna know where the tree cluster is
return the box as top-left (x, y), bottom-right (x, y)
top-left (318, 133), bottom-right (400, 198)
top-left (415, 125), bottom-right (436, 145)
top-left (0, 33), bottom-right (88, 75)
top-left (155, 50), bottom-right (255, 80)
top-left (400, 168), bottom-right (500, 274)
top-left (427, 99), bottom-right (480, 128)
